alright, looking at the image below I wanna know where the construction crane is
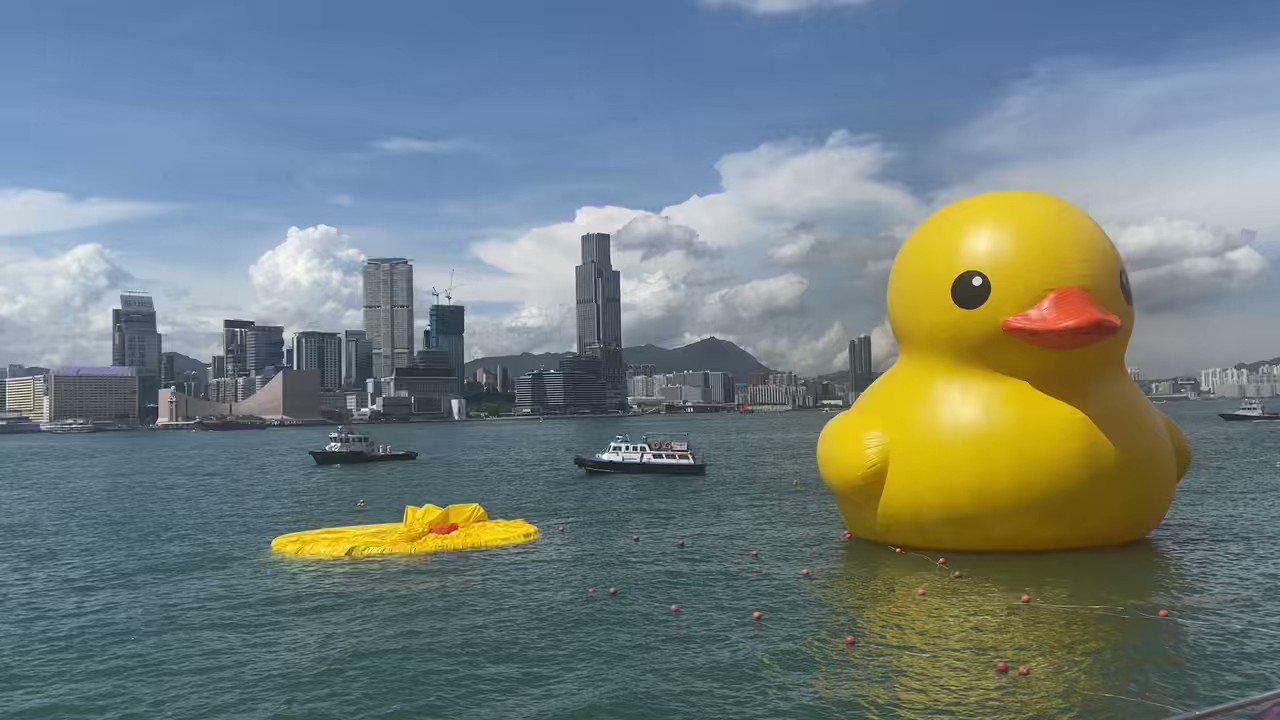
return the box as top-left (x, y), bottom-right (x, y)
top-left (442, 269), bottom-right (465, 305)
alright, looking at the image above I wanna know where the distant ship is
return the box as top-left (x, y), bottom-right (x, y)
top-left (194, 417), bottom-right (268, 431)
top-left (41, 418), bottom-right (97, 434)
top-left (309, 426), bottom-right (419, 465)
top-left (574, 433), bottom-right (706, 475)
top-left (1219, 398), bottom-right (1280, 422)
top-left (0, 414), bottom-right (42, 434)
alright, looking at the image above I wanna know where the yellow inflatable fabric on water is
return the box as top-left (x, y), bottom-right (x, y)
top-left (271, 502), bottom-right (539, 557)
top-left (818, 192), bottom-right (1191, 551)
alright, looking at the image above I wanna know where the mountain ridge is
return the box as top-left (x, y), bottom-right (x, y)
top-left (465, 337), bottom-right (772, 378)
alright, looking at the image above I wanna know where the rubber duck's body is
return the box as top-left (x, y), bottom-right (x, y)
top-left (818, 192), bottom-right (1190, 551)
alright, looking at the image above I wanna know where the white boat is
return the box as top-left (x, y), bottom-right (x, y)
top-left (41, 418), bottom-right (98, 434)
top-left (573, 433), bottom-right (706, 475)
top-left (1219, 398), bottom-right (1280, 422)
top-left (309, 426), bottom-right (419, 465)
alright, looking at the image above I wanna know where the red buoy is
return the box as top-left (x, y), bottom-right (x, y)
top-left (1020, 594), bottom-right (1031, 604)
top-left (1017, 665), bottom-right (1031, 676)
top-left (801, 568), bottom-right (811, 577)
top-left (609, 587), bottom-right (618, 596)
top-left (952, 571), bottom-right (962, 579)
top-left (916, 588), bottom-right (926, 596)
top-left (752, 611), bottom-right (763, 621)
top-left (671, 604), bottom-right (682, 614)
top-left (842, 530), bottom-right (853, 541)
top-left (895, 547), bottom-right (904, 553)
top-left (844, 635), bottom-right (857, 646)
top-left (938, 557), bottom-right (948, 565)
top-left (1159, 609), bottom-right (1169, 618)
top-left (996, 661), bottom-right (1010, 673)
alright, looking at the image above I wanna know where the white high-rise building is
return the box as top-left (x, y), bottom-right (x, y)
top-left (363, 258), bottom-right (415, 380)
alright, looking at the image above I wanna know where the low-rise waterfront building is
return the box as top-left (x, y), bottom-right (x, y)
top-left (159, 368), bottom-right (322, 423)
top-left (514, 368), bottom-right (608, 414)
top-left (47, 367), bottom-right (139, 423)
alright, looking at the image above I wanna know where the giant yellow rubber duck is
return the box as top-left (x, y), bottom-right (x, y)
top-left (818, 191), bottom-right (1190, 551)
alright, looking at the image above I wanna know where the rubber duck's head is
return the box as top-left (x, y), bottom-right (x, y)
top-left (888, 192), bottom-right (1133, 377)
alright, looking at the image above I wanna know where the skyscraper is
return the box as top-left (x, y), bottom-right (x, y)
top-left (363, 258), bottom-right (415, 379)
top-left (576, 233), bottom-right (622, 351)
top-left (428, 304), bottom-right (465, 397)
top-left (341, 330), bottom-right (373, 388)
top-left (112, 292), bottom-right (162, 420)
top-left (222, 320), bottom-right (256, 378)
top-left (849, 334), bottom-right (874, 393)
top-left (246, 325), bottom-right (285, 375)
top-left (574, 232), bottom-right (625, 407)
top-left (293, 331), bottom-right (342, 390)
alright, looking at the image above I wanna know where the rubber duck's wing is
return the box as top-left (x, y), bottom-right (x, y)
top-left (817, 410), bottom-right (889, 500)
top-left (1155, 409), bottom-right (1191, 483)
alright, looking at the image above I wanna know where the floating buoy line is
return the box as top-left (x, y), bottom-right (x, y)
top-left (569, 529), bottom-right (1279, 718)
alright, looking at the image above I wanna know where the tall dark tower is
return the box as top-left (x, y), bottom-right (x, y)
top-left (849, 333), bottom-right (874, 393)
top-left (574, 232), bottom-right (624, 407)
top-left (112, 292), bottom-right (162, 421)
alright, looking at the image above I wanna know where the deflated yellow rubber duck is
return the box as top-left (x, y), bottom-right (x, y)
top-left (818, 191), bottom-right (1190, 551)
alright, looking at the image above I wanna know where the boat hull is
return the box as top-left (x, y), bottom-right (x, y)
top-left (309, 450), bottom-right (419, 465)
top-left (1219, 413), bottom-right (1280, 422)
top-left (573, 456), bottom-right (706, 475)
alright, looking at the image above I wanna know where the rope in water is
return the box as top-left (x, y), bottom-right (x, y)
top-left (878, 542), bottom-right (1280, 717)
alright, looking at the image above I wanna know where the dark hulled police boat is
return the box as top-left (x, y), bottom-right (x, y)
top-left (573, 433), bottom-right (706, 475)
top-left (309, 426), bottom-right (419, 465)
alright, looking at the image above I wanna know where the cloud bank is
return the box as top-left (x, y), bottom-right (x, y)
top-left (0, 188), bottom-right (169, 237)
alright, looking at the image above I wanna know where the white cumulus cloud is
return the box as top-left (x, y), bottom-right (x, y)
top-left (0, 244), bottom-right (131, 367)
top-left (247, 225), bottom-right (365, 332)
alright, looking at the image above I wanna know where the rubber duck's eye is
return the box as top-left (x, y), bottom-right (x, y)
top-left (951, 270), bottom-right (991, 310)
top-left (1120, 269), bottom-right (1133, 306)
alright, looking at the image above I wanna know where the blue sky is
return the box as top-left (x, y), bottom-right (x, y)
top-left (2, 1), bottom-right (1279, 375)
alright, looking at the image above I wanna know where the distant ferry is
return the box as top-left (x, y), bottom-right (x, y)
top-left (194, 417), bottom-right (268, 431)
top-left (0, 414), bottom-right (42, 434)
top-left (309, 426), bottom-right (419, 465)
top-left (41, 418), bottom-right (97, 434)
top-left (1219, 398), bottom-right (1280, 422)
top-left (574, 433), bottom-right (706, 475)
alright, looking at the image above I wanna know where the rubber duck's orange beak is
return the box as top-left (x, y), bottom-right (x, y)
top-left (1002, 287), bottom-right (1121, 350)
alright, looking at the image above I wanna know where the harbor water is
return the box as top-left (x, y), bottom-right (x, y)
top-left (3, 400), bottom-right (1278, 719)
